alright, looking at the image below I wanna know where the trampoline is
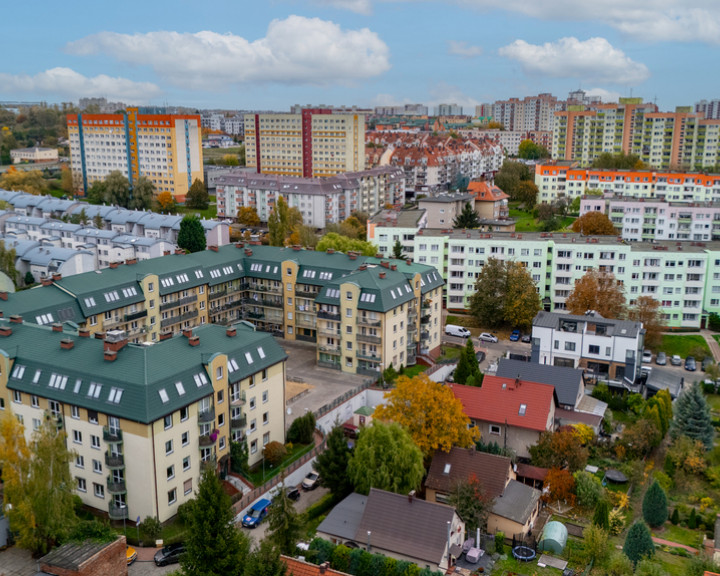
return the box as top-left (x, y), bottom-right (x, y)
top-left (512, 545), bottom-right (536, 562)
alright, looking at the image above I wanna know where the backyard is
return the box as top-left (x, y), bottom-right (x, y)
top-left (660, 334), bottom-right (711, 358)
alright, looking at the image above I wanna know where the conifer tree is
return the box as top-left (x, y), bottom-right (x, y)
top-left (642, 480), bottom-right (668, 528)
top-left (315, 424), bottom-right (353, 498)
top-left (670, 382), bottom-right (714, 449)
top-left (623, 521), bottom-right (655, 565)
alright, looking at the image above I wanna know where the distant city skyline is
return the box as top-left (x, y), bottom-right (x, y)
top-left (2, 1), bottom-right (718, 113)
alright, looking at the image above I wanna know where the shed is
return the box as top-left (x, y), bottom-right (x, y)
top-left (539, 521), bottom-right (568, 555)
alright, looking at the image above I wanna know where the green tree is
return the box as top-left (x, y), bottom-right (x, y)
top-left (181, 468), bottom-right (251, 576)
top-left (593, 499), bottom-right (611, 531)
top-left (529, 428), bottom-right (589, 472)
top-left (186, 178), bottom-right (209, 210)
top-left (60, 165), bottom-right (74, 194)
top-left (623, 521), bottom-right (655, 565)
top-left (104, 170), bottom-right (131, 207)
top-left (177, 214), bottom-right (207, 253)
top-left (453, 202), bottom-right (480, 229)
top-left (592, 151), bottom-right (644, 170)
top-left (574, 470), bottom-right (604, 507)
top-left (92, 213), bottom-right (104, 230)
top-left (494, 160), bottom-right (532, 199)
top-left (230, 440), bottom-right (249, 474)
top-left (315, 424), bottom-right (353, 498)
top-left (571, 211), bottom-right (617, 235)
top-left (0, 240), bottom-right (19, 287)
top-left (642, 480), bottom-right (668, 528)
top-left (582, 524), bottom-right (610, 567)
top-left (515, 180), bottom-right (539, 209)
top-left (517, 139), bottom-right (550, 160)
top-left (129, 175), bottom-right (155, 210)
top-left (447, 474), bottom-right (493, 535)
top-left (237, 206), bottom-right (260, 227)
top-left (86, 180), bottom-right (107, 204)
top-left (268, 196), bottom-right (303, 246)
top-left (569, 196), bottom-right (581, 214)
top-left (0, 411), bottom-right (78, 556)
top-left (267, 480), bottom-right (304, 554)
top-left (243, 540), bottom-right (287, 576)
top-left (453, 338), bottom-right (481, 385)
top-left (315, 233), bottom-right (378, 256)
top-left (670, 383), bottom-right (714, 449)
top-left (392, 239), bottom-right (406, 259)
top-left (348, 422), bottom-right (424, 495)
top-left (24, 271), bottom-right (35, 286)
top-left (286, 411), bottom-right (315, 445)
top-left (468, 258), bottom-right (540, 329)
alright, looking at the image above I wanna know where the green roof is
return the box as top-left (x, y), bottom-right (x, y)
top-left (1, 284), bottom-right (84, 325)
top-left (1, 321), bottom-right (286, 424)
top-left (354, 405), bottom-right (374, 416)
top-left (316, 266), bottom-right (416, 312)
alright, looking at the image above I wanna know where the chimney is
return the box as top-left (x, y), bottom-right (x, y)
top-left (379, 272), bottom-right (386, 279)
top-left (188, 335), bottom-right (200, 347)
top-left (79, 328), bottom-right (91, 338)
top-left (104, 350), bottom-right (117, 362)
top-left (9, 315), bottom-right (22, 324)
top-left (0, 326), bottom-right (12, 337)
top-left (226, 327), bottom-right (237, 337)
top-left (125, 258), bottom-right (137, 265)
top-left (358, 264), bottom-right (367, 271)
top-left (94, 331), bottom-right (106, 340)
top-left (52, 273), bottom-right (62, 281)
top-left (183, 328), bottom-right (193, 339)
top-left (159, 331), bottom-right (172, 341)
top-left (163, 250), bottom-right (171, 256)
top-left (375, 253), bottom-right (382, 259)
top-left (244, 248), bottom-right (253, 257)
top-left (408, 490), bottom-right (416, 503)
top-left (60, 338), bottom-right (75, 350)
top-left (51, 323), bottom-right (63, 333)
top-left (109, 262), bottom-right (119, 269)
top-left (390, 264), bottom-right (397, 271)
top-left (406, 259), bottom-right (412, 265)
top-left (380, 261), bottom-right (390, 269)
top-left (175, 249), bottom-right (185, 255)
top-left (326, 248), bottom-right (335, 254)
top-left (0, 291), bottom-right (7, 301)
top-left (349, 252), bottom-right (357, 260)
top-left (292, 245), bottom-right (302, 251)
top-left (319, 563), bottom-right (329, 574)
top-left (208, 245), bottom-right (218, 252)
top-left (41, 277), bottom-right (53, 286)
top-left (104, 330), bottom-right (128, 353)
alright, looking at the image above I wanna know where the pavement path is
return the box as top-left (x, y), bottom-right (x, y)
top-left (700, 329), bottom-right (720, 363)
top-left (651, 536), bottom-right (698, 555)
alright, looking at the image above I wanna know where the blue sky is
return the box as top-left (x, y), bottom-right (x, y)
top-left (2, 1), bottom-right (718, 113)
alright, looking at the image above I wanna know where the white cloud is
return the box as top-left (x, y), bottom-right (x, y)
top-left (427, 82), bottom-right (480, 113)
top-left (0, 67), bottom-right (162, 102)
top-left (448, 41), bottom-right (483, 58)
top-left (498, 37), bottom-right (649, 85)
top-left (584, 87), bottom-right (622, 103)
top-left (66, 16), bottom-right (390, 88)
top-left (313, 0), bottom-right (373, 14)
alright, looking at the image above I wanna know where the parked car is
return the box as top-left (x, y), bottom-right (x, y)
top-left (703, 357), bottom-right (715, 372)
top-left (642, 349), bottom-right (652, 363)
top-left (521, 334), bottom-right (532, 343)
top-left (685, 356), bottom-right (697, 371)
top-left (445, 324), bottom-right (471, 338)
top-left (286, 486), bottom-right (301, 501)
top-left (478, 333), bottom-right (498, 343)
top-left (509, 330), bottom-right (521, 342)
top-left (475, 350), bottom-right (486, 364)
top-left (670, 355), bottom-right (682, 366)
top-left (126, 546), bottom-right (137, 566)
top-left (655, 351), bottom-right (667, 365)
top-left (154, 543), bottom-right (186, 566)
top-left (241, 498), bottom-right (271, 528)
top-left (302, 471), bottom-right (321, 490)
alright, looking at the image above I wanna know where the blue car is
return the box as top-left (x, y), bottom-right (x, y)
top-left (509, 330), bottom-right (521, 342)
top-left (241, 498), bottom-right (271, 528)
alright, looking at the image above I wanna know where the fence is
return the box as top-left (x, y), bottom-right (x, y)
top-left (312, 381), bottom-right (372, 421)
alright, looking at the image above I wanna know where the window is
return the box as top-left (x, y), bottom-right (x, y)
top-left (219, 436), bottom-right (226, 450)
top-left (217, 390), bottom-right (224, 404)
top-left (588, 345), bottom-right (600, 354)
top-left (168, 489), bottom-right (177, 505)
top-left (180, 406), bottom-right (188, 422)
top-left (93, 459), bottom-right (102, 474)
top-left (184, 479), bottom-right (192, 496)
top-left (75, 455), bottom-right (84, 468)
top-left (91, 435), bottom-right (100, 449)
top-left (263, 412), bottom-right (269, 425)
top-left (564, 342), bottom-right (576, 351)
top-left (218, 413), bottom-right (225, 427)
top-left (216, 366), bottom-right (223, 380)
top-left (262, 390), bottom-right (268, 403)
top-left (13, 390), bottom-right (21, 403)
top-left (250, 439), bottom-right (258, 454)
top-left (182, 431), bottom-right (189, 446)
top-left (31, 395), bottom-right (39, 408)
top-left (262, 369), bottom-right (268, 381)
top-left (183, 456), bottom-right (190, 471)
top-left (77, 477), bottom-right (87, 492)
top-left (250, 419), bottom-right (256, 433)
top-left (519, 404), bottom-right (527, 416)
top-left (94, 483), bottom-right (105, 498)
top-left (164, 414), bottom-right (173, 429)
top-left (32, 418), bottom-right (41, 430)
top-left (73, 430), bottom-right (82, 444)
top-left (167, 465), bottom-right (175, 480)
top-left (71, 405), bottom-right (80, 419)
top-left (489, 424), bottom-right (501, 435)
top-left (165, 440), bottom-right (173, 455)
top-left (88, 410), bottom-right (98, 424)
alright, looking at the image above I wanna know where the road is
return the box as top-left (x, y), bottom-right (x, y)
top-left (442, 333), bottom-right (533, 372)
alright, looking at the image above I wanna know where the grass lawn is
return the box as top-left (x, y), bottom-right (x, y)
top-left (436, 346), bottom-right (464, 363)
top-left (660, 334), bottom-right (710, 358)
top-left (245, 441), bottom-right (315, 486)
top-left (401, 364), bottom-right (427, 378)
top-left (706, 393), bottom-right (720, 413)
top-left (653, 524), bottom-right (702, 548)
top-left (176, 195), bottom-right (217, 220)
top-left (509, 208), bottom-right (543, 232)
top-left (203, 146), bottom-right (243, 162)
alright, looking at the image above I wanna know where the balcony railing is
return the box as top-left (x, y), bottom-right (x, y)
top-left (198, 408), bottom-right (215, 423)
top-left (160, 309), bottom-right (199, 328)
top-left (295, 287), bottom-right (318, 297)
top-left (319, 345), bottom-right (341, 354)
top-left (103, 426), bottom-right (123, 443)
top-left (231, 415), bottom-right (247, 430)
top-left (208, 289), bottom-right (227, 301)
top-left (356, 351), bottom-right (381, 362)
top-left (318, 360), bottom-right (341, 370)
top-left (357, 317), bottom-right (381, 327)
top-left (159, 294), bottom-right (198, 311)
top-left (106, 477), bottom-right (127, 494)
top-left (357, 333), bottom-right (381, 344)
top-left (357, 367), bottom-right (381, 377)
top-left (230, 392), bottom-right (246, 406)
top-left (199, 434), bottom-right (215, 447)
top-left (124, 309), bottom-right (148, 322)
top-left (108, 503), bottom-right (128, 520)
top-left (105, 452), bottom-right (124, 468)
top-left (317, 311), bottom-right (340, 321)
top-left (296, 333), bottom-right (317, 343)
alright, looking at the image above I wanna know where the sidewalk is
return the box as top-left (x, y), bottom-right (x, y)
top-left (700, 329), bottom-right (720, 363)
top-left (651, 536), bottom-right (698, 555)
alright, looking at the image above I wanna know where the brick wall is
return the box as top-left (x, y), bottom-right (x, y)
top-left (40, 536), bottom-right (128, 576)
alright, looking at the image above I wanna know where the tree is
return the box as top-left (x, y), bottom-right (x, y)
top-left (629, 296), bottom-right (664, 349)
top-left (494, 160), bottom-right (532, 200)
top-left (528, 428), bottom-right (589, 472)
top-left (583, 524), bottom-right (610, 567)
top-left (453, 202), bottom-right (480, 229)
top-left (294, 224), bottom-right (319, 248)
top-left (222, 154), bottom-right (239, 166)
top-left (518, 139), bottom-right (550, 160)
top-left (592, 151), bottom-right (644, 170)
top-left (447, 474), bottom-right (494, 535)
top-left (177, 214), bottom-right (207, 253)
top-left (571, 211), bottom-right (617, 235)
top-left (181, 468), bottom-right (251, 576)
top-left (86, 180), bottom-right (106, 204)
top-left (286, 411), bottom-right (315, 445)
top-left (0, 167), bottom-right (48, 195)
top-left (267, 480), bottom-right (304, 554)
top-left (453, 338), bottom-right (481, 386)
top-left (623, 521), bottom-right (655, 565)
top-left (635, 559), bottom-right (670, 576)
top-left (391, 239), bottom-right (406, 259)
top-left (186, 178), bottom-right (209, 210)
top-left (237, 206), bottom-right (260, 227)
top-left (569, 196), bottom-right (581, 214)
top-left (565, 269), bottom-right (626, 319)
top-left (574, 470), bottom-right (604, 507)
top-left (327, 216), bottom-right (366, 240)
top-left (315, 233), bottom-right (378, 256)
top-left (515, 180), bottom-right (539, 209)
top-left (60, 165), bottom-right (74, 194)
top-left (670, 383), bottom-right (714, 450)
top-left (347, 422), bottom-right (424, 495)
top-left (156, 191), bottom-right (176, 212)
top-left (129, 176), bottom-right (155, 210)
top-left (315, 424), bottom-right (353, 498)
top-left (373, 374), bottom-right (479, 456)
top-left (243, 540), bottom-right (287, 576)
top-left (24, 271), bottom-right (35, 286)
top-left (0, 411), bottom-right (77, 556)
top-left (92, 213), bottom-right (104, 230)
top-left (593, 499), bottom-right (611, 531)
top-left (468, 258), bottom-right (541, 329)
top-left (264, 441), bottom-right (287, 466)
top-left (619, 418), bottom-right (661, 459)
top-left (0, 240), bottom-right (19, 286)
top-left (642, 480), bottom-right (668, 528)
top-left (268, 196), bottom-right (303, 247)
top-left (104, 170), bottom-right (131, 207)
top-left (542, 468), bottom-right (576, 506)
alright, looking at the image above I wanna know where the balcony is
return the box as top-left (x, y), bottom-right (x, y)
top-left (296, 333), bottom-right (317, 343)
top-left (230, 391), bottom-right (246, 406)
top-left (108, 503), bottom-right (128, 520)
top-left (124, 309), bottom-right (148, 322)
top-left (198, 408), bottom-right (215, 423)
top-left (318, 360), bottom-right (341, 370)
top-left (106, 477), bottom-right (127, 494)
top-left (356, 351), bottom-right (381, 362)
top-left (317, 311), bottom-right (340, 321)
top-left (201, 456), bottom-right (217, 472)
top-left (318, 328), bottom-right (340, 337)
top-left (105, 452), bottom-right (124, 469)
top-left (357, 367), bottom-right (381, 377)
top-left (319, 345), bottom-right (341, 354)
top-left (199, 434), bottom-right (215, 447)
top-left (357, 333), bottom-right (381, 344)
top-left (231, 415), bottom-right (247, 430)
top-left (420, 331), bottom-right (430, 341)
top-left (357, 316), bottom-right (381, 327)
top-left (208, 289), bottom-right (227, 301)
top-left (295, 286), bottom-right (318, 298)
top-left (160, 309), bottom-right (199, 329)
top-left (103, 426), bottom-right (123, 443)
top-left (159, 294), bottom-right (198, 311)
top-left (245, 311), bottom-right (265, 320)
top-left (261, 299), bottom-right (283, 308)
top-left (420, 315), bottom-right (431, 325)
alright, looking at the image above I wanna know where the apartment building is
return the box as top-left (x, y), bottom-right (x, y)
top-left (0, 320), bottom-right (287, 523)
top-left (433, 103), bottom-right (463, 116)
top-left (244, 109), bottom-right (365, 177)
top-left (696, 99), bottom-right (720, 120)
top-left (531, 310), bottom-right (644, 383)
top-left (10, 147), bottom-right (58, 164)
top-left (580, 197), bottom-right (720, 242)
top-left (214, 167), bottom-right (405, 227)
top-left (492, 93), bottom-right (564, 132)
top-left (367, 209), bottom-right (427, 258)
top-left (418, 193), bottom-right (475, 228)
top-left (67, 107), bottom-right (204, 201)
top-left (535, 163), bottom-right (720, 205)
top-left (0, 244), bottom-right (445, 372)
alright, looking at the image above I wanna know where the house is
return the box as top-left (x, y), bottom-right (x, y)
top-left (531, 310), bottom-right (644, 383)
top-left (467, 181), bottom-right (509, 220)
top-left (450, 376), bottom-right (556, 459)
top-left (37, 536), bottom-right (128, 576)
top-left (317, 488), bottom-right (465, 572)
top-left (282, 556), bottom-right (351, 576)
top-left (425, 447), bottom-right (542, 539)
top-left (418, 193), bottom-right (475, 228)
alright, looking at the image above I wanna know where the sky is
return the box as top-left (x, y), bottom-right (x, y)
top-left (2, 0), bottom-right (719, 114)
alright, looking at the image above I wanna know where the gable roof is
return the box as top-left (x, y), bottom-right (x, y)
top-left (282, 556), bottom-right (351, 576)
top-left (425, 447), bottom-right (512, 499)
top-left (491, 479), bottom-right (541, 524)
top-left (496, 358), bottom-right (582, 407)
top-left (317, 492), bottom-right (367, 541)
top-left (451, 376), bottom-right (555, 432)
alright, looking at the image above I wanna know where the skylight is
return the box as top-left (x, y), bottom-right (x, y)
top-left (519, 404), bottom-right (527, 416)
top-left (159, 389), bottom-right (169, 403)
top-left (245, 352), bottom-right (254, 364)
top-left (193, 372), bottom-right (208, 387)
top-left (11, 365), bottom-right (26, 379)
top-left (175, 381), bottom-right (186, 396)
top-left (84, 297), bottom-right (96, 307)
top-left (257, 347), bottom-right (266, 359)
top-left (88, 382), bottom-right (102, 399)
top-left (108, 387), bottom-right (123, 404)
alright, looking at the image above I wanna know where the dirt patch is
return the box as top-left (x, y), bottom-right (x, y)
top-left (285, 380), bottom-right (314, 404)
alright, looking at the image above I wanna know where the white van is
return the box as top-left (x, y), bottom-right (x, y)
top-left (445, 324), bottom-right (471, 338)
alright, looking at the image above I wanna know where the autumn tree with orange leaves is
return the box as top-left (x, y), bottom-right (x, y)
top-left (571, 211), bottom-right (617, 235)
top-left (155, 190), bottom-right (176, 212)
top-left (543, 468), bottom-right (576, 506)
top-left (374, 373), bottom-right (479, 457)
top-left (566, 269), bottom-right (626, 319)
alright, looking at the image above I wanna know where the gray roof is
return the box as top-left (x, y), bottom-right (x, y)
top-left (40, 539), bottom-right (117, 570)
top-left (491, 480), bottom-right (541, 524)
top-left (317, 492), bottom-right (367, 541)
top-left (496, 358), bottom-right (582, 407)
top-left (22, 245), bottom-right (91, 266)
top-left (419, 193), bottom-right (474, 204)
top-left (532, 310), bottom-right (642, 339)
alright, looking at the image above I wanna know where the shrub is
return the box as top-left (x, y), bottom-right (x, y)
top-left (689, 507), bottom-right (697, 529)
top-left (287, 412), bottom-right (316, 444)
top-left (593, 499), bottom-right (611, 531)
top-left (642, 480), bottom-right (668, 528)
top-left (264, 440), bottom-right (287, 466)
top-left (609, 508), bottom-right (625, 535)
top-left (177, 500), bottom-right (195, 525)
top-left (495, 531), bottom-right (505, 555)
top-left (574, 470), bottom-right (604, 507)
top-left (140, 515), bottom-right (162, 540)
top-left (623, 521), bottom-right (655, 565)
top-left (670, 508), bottom-right (679, 525)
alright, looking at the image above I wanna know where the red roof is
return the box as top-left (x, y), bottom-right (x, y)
top-left (450, 376), bottom-right (555, 432)
top-left (516, 463), bottom-right (549, 482)
top-left (467, 181), bottom-right (510, 202)
top-left (282, 556), bottom-right (351, 576)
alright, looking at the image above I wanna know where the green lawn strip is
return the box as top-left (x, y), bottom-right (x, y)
top-left (706, 393), bottom-right (720, 413)
top-left (401, 364), bottom-right (427, 378)
top-left (659, 334), bottom-right (710, 358)
top-left (245, 441), bottom-right (315, 486)
top-left (435, 346), bottom-right (464, 363)
top-left (203, 146), bottom-right (243, 162)
top-left (653, 524), bottom-right (701, 548)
